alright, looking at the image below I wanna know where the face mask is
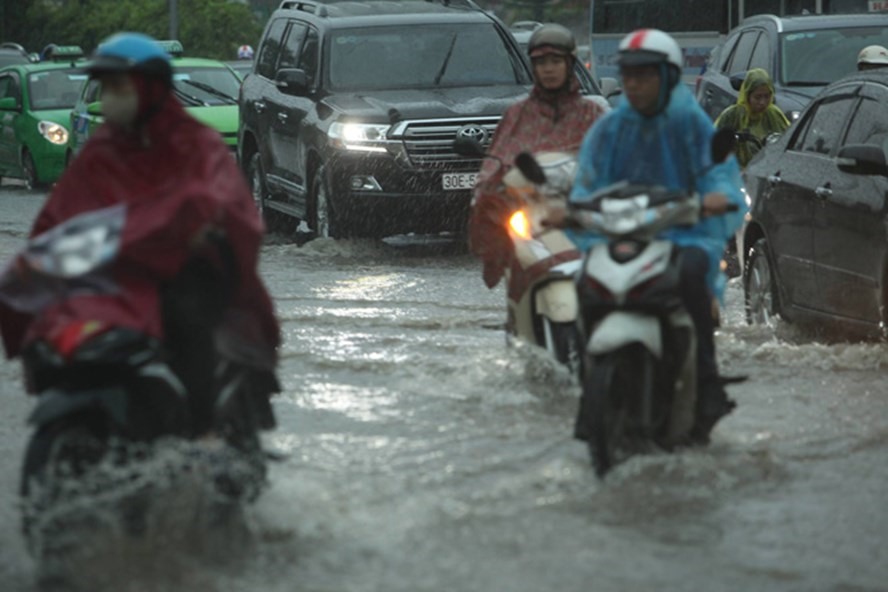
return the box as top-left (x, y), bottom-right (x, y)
top-left (102, 91), bottom-right (139, 127)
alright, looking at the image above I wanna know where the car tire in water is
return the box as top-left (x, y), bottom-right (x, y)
top-left (248, 152), bottom-right (288, 233)
top-left (744, 238), bottom-right (779, 327)
top-left (309, 165), bottom-right (343, 239)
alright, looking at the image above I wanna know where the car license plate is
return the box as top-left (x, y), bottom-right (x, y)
top-left (442, 172), bottom-right (478, 191)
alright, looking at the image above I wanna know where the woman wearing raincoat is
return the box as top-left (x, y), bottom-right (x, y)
top-left (469, 24), bottom-right (605, 289)
top-left (715, 68), bottom-right (790, 168)
top-left (568, 29), bottom-right (747, 444)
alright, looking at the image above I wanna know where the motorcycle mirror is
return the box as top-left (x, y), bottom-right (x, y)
top-left (453, 137), bottom-right (486, 159)
top-left (711, 128), bottom-right (736, 164)
top-left (515, 152), bottom-right (547, 185)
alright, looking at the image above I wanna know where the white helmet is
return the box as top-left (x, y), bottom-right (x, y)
top-left (237, 44), bottom-right (254, 60)
top-left (617, 29), bottom-right (682, 72)
top-left (857, 45), bottom-right (888, 66)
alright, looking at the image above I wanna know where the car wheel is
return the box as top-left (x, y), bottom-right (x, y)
top-left (248, 153), bottom-right (288, 233)
top-left (744, 238), bottom-right (779, 327)
top-left (22, 150), bottom-right (37, 190)
top-left (309, 165), bottom-right (342, 239)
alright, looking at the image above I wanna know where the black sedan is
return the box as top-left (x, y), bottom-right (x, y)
top-left (739, 69), bottom-right (888, 337)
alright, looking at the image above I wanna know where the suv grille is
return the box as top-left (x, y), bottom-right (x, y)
top-left (396, 118), bottom-right (500, 169)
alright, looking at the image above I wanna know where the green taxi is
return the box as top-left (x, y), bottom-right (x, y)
top-left (69, 41), bottom-right (240, 158)
top-left (0, 46), bottom-right (87, 188)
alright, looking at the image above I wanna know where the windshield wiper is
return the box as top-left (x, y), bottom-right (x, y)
top-left (181, 79), bottom-right (237, 105)
top-left (173, 87), bottom-right (208, 106)
top-left (434, 34), bottom-right (458, 86)
top-left (784, 80), bottom-right (829, 86)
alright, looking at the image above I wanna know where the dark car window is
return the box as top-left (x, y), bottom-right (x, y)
top-left (791, 95), bottom-right (856, 156)
top-left (718, 33), bottom-right (741, 73)
top-left (748, 33), bottom-right (771, 72)
top-left (278, 22), bottom-right (308, 72)
top-left (83, 79), bottom-right (101, 103)
top-left (298, 28), bottom-right (320, 87)
top-left (0, 74), bottom-right (22, 108)
top-left (728, 31), bottom-right (758, 75)
top-left (256, 18), bottom-right (288, 79)
top-left (27, 69), bottom-right (88, 110)
top-left (843, 85), bottom-right (888, 150)
top-left (329, 23), bottom-right (523, 91)
top-left (781, 26), bottom-right (888, 85)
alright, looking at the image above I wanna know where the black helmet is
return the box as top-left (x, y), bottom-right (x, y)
top-left (527, 24), bottom-right (577, 59)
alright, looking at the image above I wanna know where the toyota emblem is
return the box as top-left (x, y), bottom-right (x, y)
top-left (456, 125), bottom-right (489, 144)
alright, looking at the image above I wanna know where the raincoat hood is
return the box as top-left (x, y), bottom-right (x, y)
top-left (734, 68), bottom-right (790, 131)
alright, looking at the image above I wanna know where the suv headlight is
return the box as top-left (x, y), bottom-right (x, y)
top-left (328, 122), bottom-right (390, 153)
top-left (38, 121), bottom-right (69, 146)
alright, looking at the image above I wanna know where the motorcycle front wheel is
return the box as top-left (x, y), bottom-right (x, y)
top-left (20, 414), bottom-right (108, 555)
top-left (578, 344), bottom-right (653, 477)
top-left (545, 319), bottom-right (581, 376)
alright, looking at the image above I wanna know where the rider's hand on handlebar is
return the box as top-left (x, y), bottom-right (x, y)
top-left (542, 202), bottom-right (567, 228)
top-left (702, 192), bottom-right (730, 215)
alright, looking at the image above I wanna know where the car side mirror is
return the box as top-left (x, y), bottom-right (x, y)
top-left (729, 72), bottom-right (746, 91)
top-left (87, 101), bottom-right (103, 116)
top-left (275, 68), bottom-right (309, 95)
top-left (600, 77), bottom-right (620, 99)
top-left (0, 97), bottom-right (18, 111)
top-left (837, 144), bottom-right (888, 176)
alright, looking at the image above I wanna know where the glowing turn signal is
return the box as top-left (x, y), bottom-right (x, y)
top-left (508, 210), bottom-right (532, 239)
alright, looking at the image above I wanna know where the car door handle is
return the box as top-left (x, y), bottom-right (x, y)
top-left (767, 173), bottom-right (782, 186)
top-left (277, 112), bottom-right (289, 124)
top-left (254, 101), bottom-right (267, 113)
top-left (815, 184), bottom-right (833, 199)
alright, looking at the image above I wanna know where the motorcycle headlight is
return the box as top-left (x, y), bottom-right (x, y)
top-left (38, 121), bottom-right (69, 146)
top-left (328, 122), bottom-right (390, 153)
top-left (789, 110), bottom-right (801, 121)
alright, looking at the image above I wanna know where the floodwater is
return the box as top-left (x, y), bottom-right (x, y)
top-left (0, 184), bottom-right (885, 591)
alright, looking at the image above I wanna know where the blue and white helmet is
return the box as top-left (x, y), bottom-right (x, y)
top-left (85, 32), bottom-right (173, 85)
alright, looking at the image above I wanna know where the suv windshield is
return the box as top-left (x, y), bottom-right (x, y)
top-left (329, 23), bottom-right (522, 91)
top-left (28, 69), bottom-right (87, 110)
top-left (781, 26), bottom-right (888, 85)
top-left (173, 66), bottom-right (240, 106)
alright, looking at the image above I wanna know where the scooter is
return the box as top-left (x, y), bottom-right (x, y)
top-left (456, 139), bottom-right (582, 370)
top-left (515, 130), bottom-right (739, 476)
top-left (0, 205), bottom-right (275, 558)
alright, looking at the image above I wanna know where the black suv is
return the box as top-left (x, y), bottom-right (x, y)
top-left (239, 0), bottom-right (532, 238)
top-left (697, 13), bottom-right (888, 122)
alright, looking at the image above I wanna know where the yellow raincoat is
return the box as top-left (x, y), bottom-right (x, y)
top-left (715, 68), bottom-right (790, 167)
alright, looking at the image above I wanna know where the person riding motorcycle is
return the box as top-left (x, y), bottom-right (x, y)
top-left (469, 24), bottom-right (605, 289)
top-left (0, 32), bottom-right (280, 437)
top-left (567, 29), bottom-right (746, 444)
top-left (857, 45), bottom-right (888, 71)
top-left (715, 68), bottom-right (789, 168)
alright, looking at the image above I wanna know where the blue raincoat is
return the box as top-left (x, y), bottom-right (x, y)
top-left (568, 84), bottom-right (747, 300)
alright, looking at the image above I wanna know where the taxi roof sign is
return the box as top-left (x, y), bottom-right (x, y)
top-left (49, 46), bottom-right (85, 60)
top-left (157, 40), bottom-right (184, 57)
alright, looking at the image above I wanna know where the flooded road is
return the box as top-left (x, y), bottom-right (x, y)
top-left (0, 184), bottom-right (886, 591)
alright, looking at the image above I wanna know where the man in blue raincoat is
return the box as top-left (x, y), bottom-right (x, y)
top-left (569, 29), bottom-right (747, 444)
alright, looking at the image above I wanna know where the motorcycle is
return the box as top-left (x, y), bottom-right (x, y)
top-left (514, 130), bottom-right (740, 476)
top-left (0, 205), bottom-right (275, 558)
top-left (456, 138), bottom-right (582, 370)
